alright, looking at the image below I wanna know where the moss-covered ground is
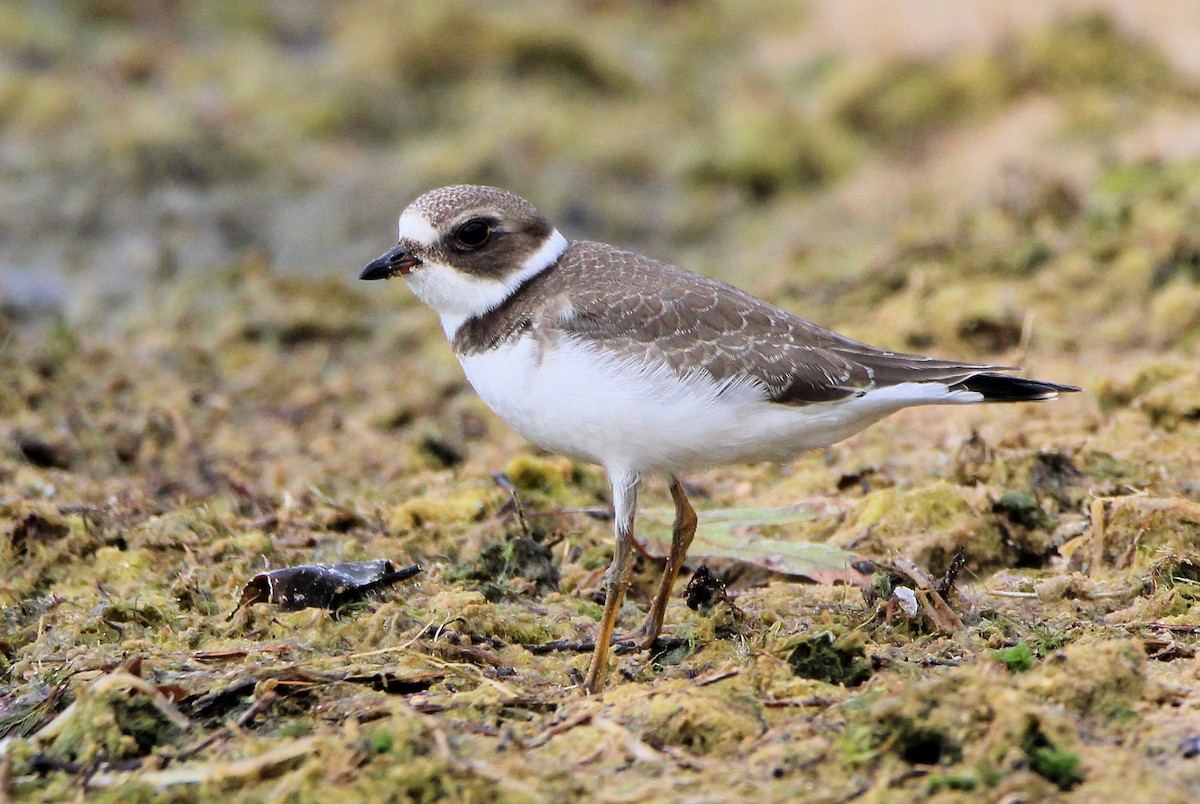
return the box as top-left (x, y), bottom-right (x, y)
top-left (2, 2), bottom-right (1200, 800)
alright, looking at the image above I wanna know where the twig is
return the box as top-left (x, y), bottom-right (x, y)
top-left (173, 691), bottom-right (278, 762)
top-left (1118, 527), bottom-right (1146, 570)
top-left (526, 709), bottom-right (595, 749)
top-left (415, 654), bottom-right (519, 700)
top-left (347, 618), bottom-right (439, 659)
top-left (1144, 639), bottom-right (1195, 660)
top-left (492, 472), bottom-right (531, 538)
top-left (907, 656), bottom-right (960, 667)
top-left (934, 548), bottom-right (967, 597)
top-left (1122, 622), bottom-right (1200, 634)
top-left (523, 507), bottom-right (612, 521)
top-left (189, 644), bottom-right (292, 662)
top-left (86, 735), bottom-right (321, 789)
top-left (435, 642), bottom-right (506, 668)
top-left (892, 558), bottom-right (964, 632)
top-left (592, 716), bottom-right (685, 768)
top-left (763, 697), bottom-right (838, 708)
top-left (523, 636), bottom-right (687, 656)
top-left (1089, 497), bottom-right (1106, 576)
top-left (692, 668), bottom-right (739, 687)
top-left (432, 617), bottom-right (467, 642)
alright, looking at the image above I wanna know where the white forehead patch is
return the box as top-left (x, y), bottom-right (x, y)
top-left (396, 209), bottom-right (438, 246)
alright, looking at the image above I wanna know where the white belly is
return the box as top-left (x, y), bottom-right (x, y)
top-left (455, 333), bottom-right (971, 477)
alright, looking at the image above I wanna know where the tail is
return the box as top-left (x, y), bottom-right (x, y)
top-left (951, 373), bottom-right (1081, 403)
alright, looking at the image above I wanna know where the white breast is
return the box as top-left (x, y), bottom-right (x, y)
top-left (453, 329), bottom-right (978, 477)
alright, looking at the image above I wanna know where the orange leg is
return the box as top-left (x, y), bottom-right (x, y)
top-left (583, 475), bottom-right (638, 694)
top-left (637, 476), bottom-right (697, 649)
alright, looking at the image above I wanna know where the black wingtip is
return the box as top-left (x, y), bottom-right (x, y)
top-left (954, 373), bottom-right (1080, 402)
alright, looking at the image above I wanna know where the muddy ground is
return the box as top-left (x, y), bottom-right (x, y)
top-left (2, 2), bottom-right (1200, 801)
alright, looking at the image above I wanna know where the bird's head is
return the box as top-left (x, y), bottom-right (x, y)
top-left (360, 185), bottom-right (567, 322)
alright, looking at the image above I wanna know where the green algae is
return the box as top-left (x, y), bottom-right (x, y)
top-left (450, 533), bottom-right (560, 603)
top-left (500, 454), bottom-right (575, 505)
top-left (832, 482), bottom-right (1004, 575)
top-left (786, 631), bottom-right (873, 688)
top-left (993, 490), bottom-right (1054, 532)
top-left (1023, 638), bottom-right (1147, 721)
top-left (385, 489), bottom-right (494, 535)
top-left (993, 643), bottom-right (1036, 673)
top-left (1026, 739), bottom-right (1084, 792)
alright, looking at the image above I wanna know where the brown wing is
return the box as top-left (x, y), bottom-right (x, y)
top-left (551, 242), bottom-right (1014, 405)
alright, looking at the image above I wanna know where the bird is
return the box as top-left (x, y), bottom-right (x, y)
top-left (360, 184), bottom-right (1080, 694)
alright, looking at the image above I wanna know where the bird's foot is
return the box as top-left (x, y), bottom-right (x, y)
top-left (632, 614), bottom-right (665, 651)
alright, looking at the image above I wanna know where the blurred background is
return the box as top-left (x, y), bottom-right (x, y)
top-left (3, 0), bottom-right (1200, 360)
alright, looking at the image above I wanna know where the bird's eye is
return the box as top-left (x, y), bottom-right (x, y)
top-left (454, 219), bottom-right (492, 249)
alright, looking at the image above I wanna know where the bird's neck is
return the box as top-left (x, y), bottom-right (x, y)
top-left (424, 229), bottom-right (567, 340)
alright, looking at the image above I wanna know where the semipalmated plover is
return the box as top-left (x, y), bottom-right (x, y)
top-left (361, 184), bottom-right (1079, 693)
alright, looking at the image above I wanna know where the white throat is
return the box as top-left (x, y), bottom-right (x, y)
top-left (400, 220), bottom-right (568, 339)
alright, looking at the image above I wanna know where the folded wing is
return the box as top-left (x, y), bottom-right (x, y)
top-left (555, 242), bottom-right (1078, 405)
